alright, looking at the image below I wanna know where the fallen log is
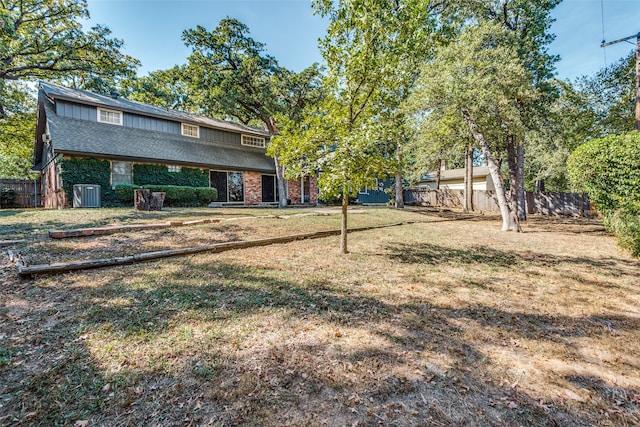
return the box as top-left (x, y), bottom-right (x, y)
top-left (20, 222), bottom-right (408, 278)
top-left (49, 218), bottom-right (221, 239)
top-left (0, 239), bottom-right (26, 247)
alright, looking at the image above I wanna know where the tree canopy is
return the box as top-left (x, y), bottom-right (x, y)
top-left (0, 0), bottom-right (139, 110)
top-left (183, 18), bottom-right (324, 208)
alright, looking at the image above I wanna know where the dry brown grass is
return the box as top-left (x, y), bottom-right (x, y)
top-left (1, 206), bottom-right (639, 426)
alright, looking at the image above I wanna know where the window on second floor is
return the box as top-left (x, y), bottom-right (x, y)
top-left (167, 165), bottom-right (181, 173)
top-left (242, 134), bottom-right (266, 148)
top-left (181, 123), bottom-right (200, 138)
top-left (97, 108), bottom-right (123, 125)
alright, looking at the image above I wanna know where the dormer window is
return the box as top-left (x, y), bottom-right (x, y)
top-left (181, 123), bottom-right (199, 138)
top-left (242, 134), bottom-right (266, 148)
top-left (97, 108), bottom-right (123, 125)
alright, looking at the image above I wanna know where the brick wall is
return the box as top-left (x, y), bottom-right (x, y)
top-left (287, 175), bottom-right (318, 205)
top-left (42, 159), bottom-right (66, 209)
top-left (244, 171), bottom-right (262, 205)
top-left (308, 176), bottom-right (318, 204)
top-left (288, 178), bottom-right (301, 205)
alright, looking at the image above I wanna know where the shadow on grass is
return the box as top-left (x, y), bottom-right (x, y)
top-left (386, 242), bottom-right (640, 280)
top-left (3, 258), bottom-right (639, 425)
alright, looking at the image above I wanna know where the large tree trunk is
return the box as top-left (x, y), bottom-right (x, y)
top-left (395, 141), bottom-right (404, 209)
top-left (436, 159), bottom-right (442, 190)
top-left (263, 117), bottom-right (288, 209)
top-left (505, 134), bottom-right (523, 230)
top-left (134, 189), bottom-right (151, 211)
top-left (395, 170), bottom-right (404, 209)
top-left (340, 187), bottom-right (349, 254)
top-left (464, 143), bottom-right (473, 212)
top-left (516, 143), bottom-right (526, 221)
top-left (462, 110), bottom-right (520, 232)
top-left (274, 154), bottom-right (288, 208)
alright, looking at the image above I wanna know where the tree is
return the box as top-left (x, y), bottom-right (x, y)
top-left (407, 23), bottom-right (538, 231)
top-left (183, 18), bottom-right (323, 209)
top-left (440, 0), bottom-right (560, 221)
top-left (523, 53), bottom-right (636, 193)
top-left (568, 131), bottom-right (640, 256)
top-left (279, 0), bottom-right (440, 253)
top-left (576, 52), bottom-right (636, 137)
top-left (120, 66), bottom-right (194, 111)
top-left (0, 0), bottom-right (139, 114)
top-left (523, 79), bottom-right (595, 192)
top-left (0, 82), bottom-right (36, 178)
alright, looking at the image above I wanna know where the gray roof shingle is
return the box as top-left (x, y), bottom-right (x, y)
top-left (40, 81), bottom-right (270, 137)
top-left (46, 103), bottom-right (276, 173)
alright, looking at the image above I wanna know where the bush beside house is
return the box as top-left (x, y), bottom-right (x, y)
top-left (568, 131), bottom-right (640, 256)
top-left (115, 185), bottom-right (218, 207)
top-left (60, 158), bottom-right (120, 206)
top-left (132, 164), bottom-right (209, 187)
top-left (61, 158), bottom-right (218, 207)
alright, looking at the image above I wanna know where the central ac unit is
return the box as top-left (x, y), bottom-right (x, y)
top-left (73, 184), bottom-right (101, 208)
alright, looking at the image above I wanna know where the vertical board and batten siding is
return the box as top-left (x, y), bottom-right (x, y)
top-left (56, 101), bottom-right (95, 122)
top-left (56, 100), bottom-right (243, 145)
top-left (0, 179), bottom-right (42, 208)
top-left (404, 188), bottom-right (591, 217)
top-left (200, 127), bottom-right (241, 145)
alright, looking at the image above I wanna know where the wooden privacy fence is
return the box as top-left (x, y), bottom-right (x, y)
top-left (0, 179), bottom-right (41, 208)
top-left (404, 188), bottom-right (592, 217)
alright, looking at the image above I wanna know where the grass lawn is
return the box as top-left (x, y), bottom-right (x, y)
top-left (1, 206), bottom-right (639, 426)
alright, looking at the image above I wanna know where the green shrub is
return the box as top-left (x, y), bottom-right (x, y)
top-left (605, 204), bottom-right (640, 257)
top-left (142, 185), bottom-right (196, 207)
top-left (567, 131), bottom-right (640, 215)
top-left (115, 184), bottom-right (218, 207)
top-left (133, 164), bottom-right (208, 187)
top-left (568, 131), bottom-right (640, 256)
top-left (0, 187), bottom-right (17, 208)
top-left (195, 187), bottom-right (218, 205)
top-left (114, 184), bottom-right (140, 205)
top-left (59, 158), bottom-right (121, 207)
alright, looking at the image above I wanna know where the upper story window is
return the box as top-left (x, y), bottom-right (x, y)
top-left (167, 165), bottom-right (181, 173)
top-left (97, 108), bottom-right (123, 125)
top-left (242, 134), bottom-right (266, 148)
top-left (181, 123), bottom-right (200, 138)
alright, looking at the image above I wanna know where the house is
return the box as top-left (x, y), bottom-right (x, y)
top-left (356, 177), bottom-right (393, 204)
top-left (413, 166), bottom-right (495, 191)
top-left (32, 82), bottom-right (317, 208)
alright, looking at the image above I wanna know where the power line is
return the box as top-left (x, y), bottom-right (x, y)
top-left (601, 0), bottom-right (607, 67)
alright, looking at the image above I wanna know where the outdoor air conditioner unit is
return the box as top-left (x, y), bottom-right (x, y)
top-left (73, 184), bottom-right (101, 208)
top-left (42, 133), bottom-right (51, 143)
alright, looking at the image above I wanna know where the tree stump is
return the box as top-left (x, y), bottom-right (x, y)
top-left (150, 192), bottom-right (165, 211)
top-left (134, 189), bottom-right (151, 211)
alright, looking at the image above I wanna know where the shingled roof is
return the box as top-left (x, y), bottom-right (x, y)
top-left (40, 81), bottom-right (270, 138)
top-left (32, 82), bottom-right (277, 173)
top-left (42, 100), bottom-right (276, 173)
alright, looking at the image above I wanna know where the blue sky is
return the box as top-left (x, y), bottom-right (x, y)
top-left (86, 0), bottom-right (640, 81)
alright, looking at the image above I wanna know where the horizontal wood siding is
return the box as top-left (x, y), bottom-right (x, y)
top-left (0, 179), bottom-right (42, 208)
top-left (404, 189), bottom-right (591, 217)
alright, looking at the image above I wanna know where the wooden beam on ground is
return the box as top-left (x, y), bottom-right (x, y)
top-left (20, 223), bottom-right (408, 278)
top-left (0, 239), bottom-right (27, 247)
top-left (48, 218), bottom-right (221, 239)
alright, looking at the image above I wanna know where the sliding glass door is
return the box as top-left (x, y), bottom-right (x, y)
top-left (210, 171), bottom-right (244, 203)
